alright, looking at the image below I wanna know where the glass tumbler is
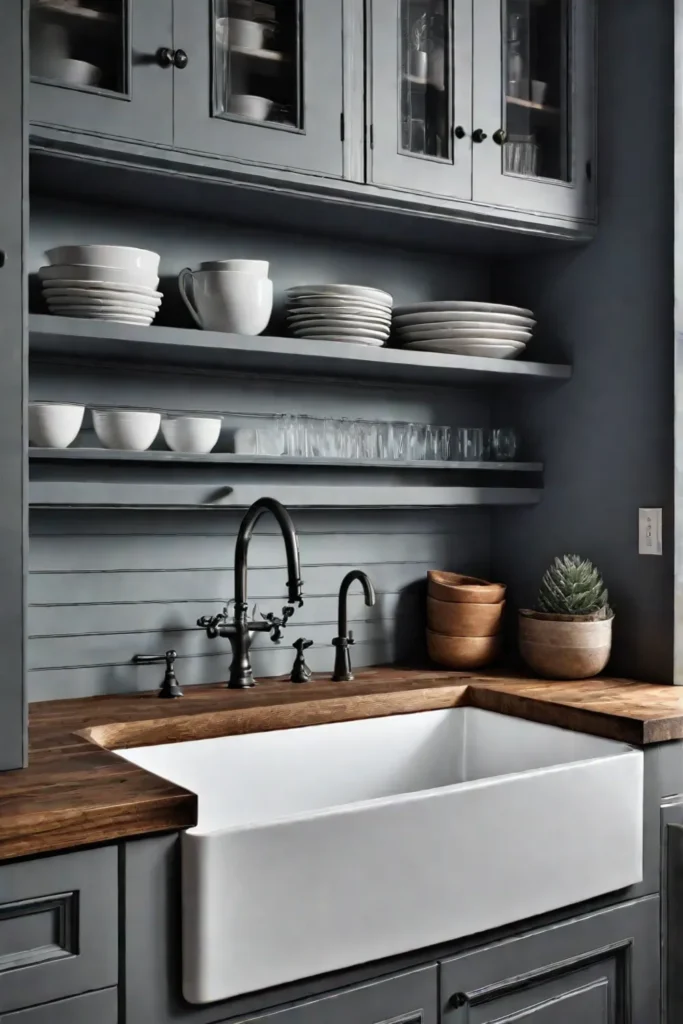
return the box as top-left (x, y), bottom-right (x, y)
top-left (491, 427), bottom-right (519, 461)
top-left (456, 427), bottom-right (485, 462)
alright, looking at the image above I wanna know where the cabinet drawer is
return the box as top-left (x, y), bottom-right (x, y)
top-left (0, 847), bottom-right (117, 1014)
top-left (1, 987), bottom-right (117, 1023)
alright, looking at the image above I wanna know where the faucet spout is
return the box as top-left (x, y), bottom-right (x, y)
top-left (332, 570), bottom-right (376, 682)
top-left (235, 497), bottom-right (304, 613)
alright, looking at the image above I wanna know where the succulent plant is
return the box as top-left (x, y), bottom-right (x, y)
top-left (536, 554), bottom-right (611, 618)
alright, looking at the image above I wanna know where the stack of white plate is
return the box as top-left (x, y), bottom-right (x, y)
top-left (286, 284), bottom-right (393, 347)
top-left (392, 301), bottom-right (536, 359)
top-left (39, 245), bottom-right (163, 327)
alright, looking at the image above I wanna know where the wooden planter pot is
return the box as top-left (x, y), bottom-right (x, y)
top-left (518, 611), bottom-right (614, 680)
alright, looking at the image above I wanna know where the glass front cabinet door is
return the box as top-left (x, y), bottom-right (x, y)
top-left (172, 0), bottom-right (345, 178)
top-left (29, 0), bottom-right (174, 144)
top-left (368, 0), bottom-right (473, 200)
top-left (472, 0), bottom-right (595, 220)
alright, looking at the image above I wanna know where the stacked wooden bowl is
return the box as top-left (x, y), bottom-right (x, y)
top-left (426, 571), bottom-right (506, 670)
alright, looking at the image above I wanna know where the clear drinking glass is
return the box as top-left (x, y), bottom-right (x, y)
top-left (491, 427), bottom-right (519, 461)
top-left (407, 423), bottom-right (427, 461)
top-left (456, 427), bottom-right (485, 462)
top-left (436, 425), bottom-right (451, 461)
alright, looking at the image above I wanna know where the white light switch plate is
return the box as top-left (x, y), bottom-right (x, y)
top-left (639, 508), bottom-right (662, 556)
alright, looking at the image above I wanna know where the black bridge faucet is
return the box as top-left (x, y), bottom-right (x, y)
top-left (197, 497), bottom-right (304, 688)
top-left (332, 569), bottom-right (376, 682)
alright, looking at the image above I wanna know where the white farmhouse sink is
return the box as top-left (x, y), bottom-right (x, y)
top-left (116, 708), bottom-right (643, 1004)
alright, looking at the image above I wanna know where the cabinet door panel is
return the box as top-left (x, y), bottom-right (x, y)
top-left (369, 0), bottom-right (472, 199)
top-left (173, 0), bottom-right (344, 178)
top-left (0, 989), bottom-right (117, 1024)
top-left (29, 0), bottom-right (173, 145)
top-left (441, 898), bottom-right (659, 1024)
top-left (219, 966), bottom-right (437, 1024)
top-left (472, 0), bottom-right (595, 220)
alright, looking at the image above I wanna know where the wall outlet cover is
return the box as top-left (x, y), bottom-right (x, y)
top-left (638, 508), bottom-right (662, 556)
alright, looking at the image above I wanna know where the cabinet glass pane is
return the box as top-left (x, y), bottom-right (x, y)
top-left (503, 0), bottom-right (571, 182)
top-left (214, 0), bottom-right (302, 129)
top-left (399, 0), bottom-right (451, 161)
top-left (30, 0), bottom-right (127, 94)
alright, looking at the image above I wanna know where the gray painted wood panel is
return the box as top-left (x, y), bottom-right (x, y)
top-left (0, 848), bottom-right (117, 1013)
top-left (0, 0), bottom-right (27, 770)
top-left (490, 0), bottom-right (674, 682)
top-left (0, 989), bottom-right (117, 1024)
top-left (28, 508), bottom-right (490, 699)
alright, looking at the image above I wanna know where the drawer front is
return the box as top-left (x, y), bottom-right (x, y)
top-left (0, 847), bottom-right (117, 1013)
top-left (1, 987), bottom-right (117, 1023)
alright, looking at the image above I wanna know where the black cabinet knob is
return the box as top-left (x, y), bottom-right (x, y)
top-left (492, 128), bottom-right (507, 145)
top-left (449, 992), bottom-right (470, 1009)
top-left (0, 251), bottom-right (5, 269)
top-left (472, 129), bottom-right (488, 143)
top-left (156, 47), bottom-right (188, 69)
top-left (454, 125), bottom-right (466, 140)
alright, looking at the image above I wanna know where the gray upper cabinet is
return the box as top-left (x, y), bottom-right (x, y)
top-left (29, 0), bottom-right (173, 145)
top-left (172, 0), bottom-right (345, 178)
top-left (472, 0), bottom-right (596, 220)
top-left (368, 0), bottom-right (472, 199)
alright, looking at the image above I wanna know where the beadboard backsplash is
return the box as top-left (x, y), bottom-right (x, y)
top-left (28, 198), bottom-right (495, 700)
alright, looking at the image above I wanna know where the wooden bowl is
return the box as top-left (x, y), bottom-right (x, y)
top-left (427, 570), bottom-right (506, 605)
top-left (427, 629), bottom-right (500, 670)
top-left (427, 596), bottom-right (504, 637)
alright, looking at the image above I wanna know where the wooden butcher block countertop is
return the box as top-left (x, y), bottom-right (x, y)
top-left (2, 666), bottom-right (683, 861)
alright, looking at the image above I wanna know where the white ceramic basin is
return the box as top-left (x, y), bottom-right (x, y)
top-left (116, 708), bottom-right (643, 1004)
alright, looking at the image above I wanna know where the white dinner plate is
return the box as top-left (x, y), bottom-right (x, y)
top-left (404, 339), bottom-right (526, 359)
top-left (48, 311), bottom-right (155, 325)
top-left (287, 283), bottom-right (393, 306)
top-left (395, 326), bottom-right (532, 343)
top-left (291, 334), bottom-right (386, 347)
top-left (288, 308), bottom-right (392, 323)
top-left (291, 325), bottom-right (388, 341)
top-left (41, 280), bottom-right (162, 298)
top-left (47, 306), bottom-right (158, 319)
top-left (288, 316), bottom-right (391, 331)
top-left (46, 295), bottom-right (161, 309)
top-left (288, 300), bottom-right (392, 317)
top-left (394, 310), bottom-right (535, 328)
top-left (393, 301), bottom-right (534, 318)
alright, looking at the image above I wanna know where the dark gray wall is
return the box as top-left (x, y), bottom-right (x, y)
top-left (0, 0), bottom-right (27, 767)
top-left (28, 200), bottom-right (494, 699)
top-left (491, 0), bottom-right (675, 682)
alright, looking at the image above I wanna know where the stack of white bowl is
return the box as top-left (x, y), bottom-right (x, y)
top-left (39, 245), bottom-right (162, 326)
top-left (392, 301), bottom-right (536, 359)
top-left (286, 284), bottom-right (393, 347)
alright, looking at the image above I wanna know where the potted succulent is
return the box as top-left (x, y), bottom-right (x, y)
top-left (519, 555), bottom-right (614, 680)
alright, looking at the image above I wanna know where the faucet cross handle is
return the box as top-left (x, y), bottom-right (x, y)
top-left (197, 608), bottom-right (231, 638)
top-left (262, 604), bottom-right (296, 644)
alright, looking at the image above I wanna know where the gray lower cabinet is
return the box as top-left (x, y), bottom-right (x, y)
top-left (217, 967), bottom-right (437, 1024)
top-left (172, 0), bottom-right (345, 178)
top-left (0, 847), bottom-right (118, 1014)
top-left (0, 988), bottom-right (117, 1024)
top-left (440, 897), bottom-right (659, 1024)
top-left (29, 0), bottom-right (173, 145)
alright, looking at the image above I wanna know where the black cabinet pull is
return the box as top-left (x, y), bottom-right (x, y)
top-left (472, 129), bottom-right (488, 143)
top-left (0, 251), bottom-right (5, 269)
top-left (492, 128), bottom-right (507, 145)
top-left (454, 125), bottom-right (466, 140)
top-left (449, 992), bottom-right (470, 1009)
top-left (156, 47), bottom-right (188, 70)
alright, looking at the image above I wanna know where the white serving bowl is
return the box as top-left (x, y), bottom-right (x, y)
top-left (227, 17), bottom-right (265, 49)
top-left (93, 409), bottom-right (161, 451)
top-left (228, 94), bottom-right (272, 121)
top-left (178, 269), bottom-right (273, 334)
top-left (39, 264), bottom-right (160, 289)
top-left (197, 259), bottom-right (269, 278)
top-left (28, 403), bottom-right (85, 449)
top-left (58, 58), bottom-right (101, 87)
top-left (161, 415), bottom-right (223, 454)
top-left (46, 246), bottom-right (160, 276)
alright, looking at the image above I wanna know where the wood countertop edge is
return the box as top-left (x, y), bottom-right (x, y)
top-left (3, 668), bottom-right (683, 862)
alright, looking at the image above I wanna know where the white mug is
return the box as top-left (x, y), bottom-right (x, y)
top-left (197, 259), bottom-right (269, 277)
top-left (178, 268), bottom-right (273, 335)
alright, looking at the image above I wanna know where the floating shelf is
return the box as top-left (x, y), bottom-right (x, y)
top-left (29, 449), bottom-right (544, 472)
top-left (29, 448), bottom-right (542, 509)
top-left (30, 315), bottom-right (572, 388)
